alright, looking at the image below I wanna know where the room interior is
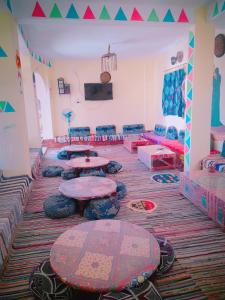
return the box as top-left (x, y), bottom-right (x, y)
top-left (1, 0), bottom-right (225, 299)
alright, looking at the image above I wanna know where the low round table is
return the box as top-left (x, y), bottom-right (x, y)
top-left (63, 145), bottom-right (94, 159)
top-left (66, 156), bottom-right (109, 170)
top-left (50, 220), bottom-right (160, 293)
top-left (59, 176), bottom-right (117, 214)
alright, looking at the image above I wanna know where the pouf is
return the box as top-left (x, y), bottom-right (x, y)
top-left (166, 126), bottom-right (178, 140)
top-left (106, 161), bottom-right (123, 174)
top-left (155, 236), bottom-right (175, 275)
top-left (57, 150), bottom-right (68, 160)
top-left (70, 150), bottom-right (98, 159)
top-left (116, 181), bottom-right (127, 200)
top-left (80, 168), bottom-right (106, 177)
top-left (42, 166), bottom-right (64, 177)
top-left (43, 194), bottom-right (76, 219)
top-left (61, 168), bottom-right (77, 180)
top-left (84, 196), bottom-right (120, 220)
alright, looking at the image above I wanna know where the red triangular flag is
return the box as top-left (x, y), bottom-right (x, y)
top-left (131, 8), bottom-right (143, 21)
top-left (178, 9), bottom-right (189, 23)
top-left (83, 5), bottom-right (95, 19)
top-left (32, 1), bottom-right (46, 17)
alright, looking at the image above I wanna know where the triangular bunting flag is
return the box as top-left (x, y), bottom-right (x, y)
top-left (83, 5), bottom-right (95, 19)
top-left (4, 102), bottom-right (15, 112)
top-left (189, 36), bottom-right (194, 48)
top-left (178, 9), bottom-right (189, 22)
top-left (212, 2), bottom-right (219, 17)
top-left (222, 1), bottom-right (225, 12)
top-left (187, 81), bottom-right (192, 93)
top-left (185, 152), bottom-right (190, 166)
top-left (130, 8), bottom-right (143, 21)
top-left (7, 0), bottom-right (12, 13)
top-left (38, 55), bottom-right (42, 63)
top-left (99, 5), bottom-right (111, 20)
top-left (48, 61), bottom-right (52, 67)
top-left (0, 46), bottom-right (7, 57)
top-left (50, 3), bottom-right (62, 18)
top-left (187, 89), bottom-right (193, 100)
top-left (163, 9), bottom-right (175, 22)
top-left (66, 4), bottom-right (79, 19)
top-left (186, 113), bottom-right (191, 124)
top-left (114, 7), bottom-right (127, 21)
top-left (32, 1), bottom-right (46, 17)
top-left (0, 101), bottom-right (5, 111)
top-left (147, 9), bottom-right (159, 22)
top-left (186, 137), bottom-right (191, 148)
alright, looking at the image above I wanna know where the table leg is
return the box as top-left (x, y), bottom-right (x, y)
top-left (77, 200), bottom-right (89, 216)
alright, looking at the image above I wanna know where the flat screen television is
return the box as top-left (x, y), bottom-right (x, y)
top-left (84, 83), bottom-right (113, 100)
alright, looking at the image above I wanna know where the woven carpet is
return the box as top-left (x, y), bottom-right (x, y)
top-left (0, 145), bottom-right (225, 299)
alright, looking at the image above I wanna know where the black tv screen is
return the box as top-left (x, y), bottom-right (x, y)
top-left (84, 83), bottom-right (113, 100)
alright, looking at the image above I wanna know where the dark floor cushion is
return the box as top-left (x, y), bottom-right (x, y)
top-left (70, 150), bottom-right (98, 159)
top-left (43, 194), bottom-right (76, 219)
top-left (84, 196), bottom-right (120, 220)
top-left (57, 150), bottom-right (69, 160)
top-left (61, 168), bottom-right (77, 180)
top-left (42, 166), bottom-right (64, 177)
top-left (106, 161), bottom-right (122, 174)
top-left (80, 168), bottom-right (106, 177)
top-left (116, 181), bottom-right (127, 200)
top-left (155, 236), bottom-right (175, 275)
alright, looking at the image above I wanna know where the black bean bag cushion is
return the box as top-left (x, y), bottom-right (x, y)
top-left (43, 195), bottom-right (76, 219)
top-left (106, 161), bottom-right (123, 174)
top-left (80, 168), bottom-right (106, 177)
top-left (61, 168), bottom-right (77, 180)
top-left (42, 166), bottom-right (64, 177)
top-left (70, 150), bottom-right (98, 159)
top-left (155, 236), bottom-right (175, 275)
top-left (116, 181), bottom-right (127, 200)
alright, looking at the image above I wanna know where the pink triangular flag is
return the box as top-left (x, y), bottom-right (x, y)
top-left (131, 8), bottom-right (143, 21)
top-left (188, 47), bottom-right (193, 58)
top-left (32, 1), bottom-right (46, 17)
top-left (188, 72), bottom-right (193, 83)
top-left (178, 9), bottom-right (189, 22)
top-left (83, 5), bottom-right (95, 19)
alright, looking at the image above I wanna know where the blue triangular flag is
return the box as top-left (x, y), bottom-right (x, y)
top-left (0, 47), bottom-right (7, 57)
top-left (66, 4), bottom-right (79, 19)
top-left (114, 7), bottom-right (127, 21)
top-left (163, 9), bottom-right (175, 22)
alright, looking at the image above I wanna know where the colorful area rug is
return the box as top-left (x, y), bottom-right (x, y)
top-left (127, 199), bottom-right (157, 214)
top-left (0, 145), bottom-right (225, 299)
top-left (151, 173), bottom-right (179, 184)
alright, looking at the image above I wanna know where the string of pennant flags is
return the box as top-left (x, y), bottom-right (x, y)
top-left (210, 0), bottom-right (225, 18)
top-left (32, 2), bottom-right (189, 23)
top-left (18, 25), bottom-right (52, 68)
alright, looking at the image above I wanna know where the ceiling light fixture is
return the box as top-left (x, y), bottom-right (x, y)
top-left (101, 44), bottom-right (117, 72)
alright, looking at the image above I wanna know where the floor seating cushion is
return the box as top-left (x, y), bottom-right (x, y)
top-left (61, 168), bottom-right (78, 180)
top-left (178, 130), bottom-right (185, 144)
top-left (80, 168), bottom-right (106, 177)
top-left (116, 181), bottom-right (127, 200)
top-left (106, 160), bottom-right (122, 174)
top-left (166, 126), bottom-right (178, 140)
top-left (42, 166), bottom-right (64, 177)
top-left (123, 124), bottom-right (145, 134)
top-left (155, 236), bottom-right (175, 275)
top-left (57, 150), bottom-right (69, 160)
top-left (154, 124), bottom-right (166, 136)
top-left (43, 194), bottom-right (76, 219)
top-left (96, 125), bottom-right (116, 136)
top-left (84, 195), bottom-right (120, 220)
top-left (201, 154), bottom-right (225, 173)
top-left (69, 127), bottom-right (90, 137)
top-left (70, 150), bottom-right (98, 158)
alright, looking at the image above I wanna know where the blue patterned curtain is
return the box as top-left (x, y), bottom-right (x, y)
top-left (162, 68), bottom-right (186, 117)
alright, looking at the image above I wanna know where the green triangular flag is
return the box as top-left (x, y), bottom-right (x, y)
top-left (163, 9), bottom-right (175, 22)
top-left (114, 7), bottom-right (127, 21)
top-left (7, 0), bottom-right (12, 13)
top-left (48, 61), bottom-right (52, 67)
top-left (0, 101), bottom-right (6, 111)
top-left (4, 101), bottom-right (15, 112)
top-left (99, 5), bottom-right (111, 20)
top-left (38, 55), bottom-right (42, 62)
top-left (212, 2), bottom-right (219, 17)
top-left (50, 3), bottom-right (62, 18)
top-left (189, 36), bottom-right (194, 48)
top-left (147, 9), bottom-right (159, 22)
top-left (187, 81), bottom-right (192, 93)
top-left (222, 1), bottom-right (225, 12)
top-left (0, 46), bottom-right (7, 57)
top-left (66, 4), bottom-right (79, 19)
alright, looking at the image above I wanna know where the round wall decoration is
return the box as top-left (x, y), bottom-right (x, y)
top-left (100, 71), bottom-right (111, 83)
top-left (214, 34), bottom-right (225, 58)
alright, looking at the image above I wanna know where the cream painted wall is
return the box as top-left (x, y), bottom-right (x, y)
top-left (49, 58), bottom-right (154, 136)
top-left (0, 10), bottom-right (31, 176)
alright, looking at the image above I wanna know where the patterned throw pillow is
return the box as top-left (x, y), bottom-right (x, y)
top-left (42, 166), bottom-right (64, 177)
top-left (43, 194), bottom-right (76, 219)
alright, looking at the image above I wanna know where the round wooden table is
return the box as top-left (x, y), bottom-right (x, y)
top-left (50, 220), bottom-right (160, 293)
top-left (66, 156), bottom-right (109, 169)
top-left (62, 145), bottom-right (94, 159)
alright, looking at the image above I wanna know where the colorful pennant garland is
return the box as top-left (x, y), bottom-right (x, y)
top-left (0, 101), bottom-right (15, 113)
top-left (210, 1), bottom-right (225, 19)
top-left (0, 46), bottom-right (7, 58)
top-left (31, 3), bottom-right (190, 23)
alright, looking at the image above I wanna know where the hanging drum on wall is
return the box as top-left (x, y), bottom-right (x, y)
top-left (214, 34), bottom-right (225, 58)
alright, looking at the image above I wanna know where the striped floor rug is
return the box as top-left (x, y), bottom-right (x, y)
top-left (0, 145), bottom-right (225, 300)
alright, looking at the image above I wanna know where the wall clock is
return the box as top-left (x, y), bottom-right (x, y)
top-left (100, 71), bottom-right (111, 83)
top-left (214, 34), bottom-right (225, 58)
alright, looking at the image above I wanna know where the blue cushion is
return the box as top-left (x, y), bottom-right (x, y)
top-left (61, 168), bottom-right (77, 180)
top-left (69, 127), bottom-right (90, 137)
top-left (106, 161), bottom-right (122, 174)
top-left (70, 150), bottom-right (98, 159)
top-left (178, 130), bottom-right (185, 144)
top-left (166, 126), bottom-right (178, 140)
top-left (80, 168), bottom-right (106, 177)
top-left (84, 196), bottom-right (120, 220)
top-left (43, 195), bottom-right (76, 219)
top-left (96, 125), bottom-right (116, 136)
top-left (123, 124), bottom-right (145, 134)
top-left (57, 150), bottom-right (68, 160)
top-left (215, 163), bottom-right (225, 172)
top-left (42, 166), bottom-right (64, 177)
top-left (154, 124), bottom-right (166, 136)
top-left (116, 181), bottom-right (126, 200)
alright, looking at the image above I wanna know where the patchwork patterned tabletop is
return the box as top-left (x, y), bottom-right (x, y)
top-left (59, 176), bottom-right (117, 200)
top-left (66, 156), bottom-right (109, 169)
top-left (50, 220), bottom-right (160, 293)
top-left (63, 145), bottom-right (94, 152)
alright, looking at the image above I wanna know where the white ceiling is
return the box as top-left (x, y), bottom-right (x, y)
top-left (15, 0), bottom-right (213, 60)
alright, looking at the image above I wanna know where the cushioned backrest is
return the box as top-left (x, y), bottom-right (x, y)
top-left (154, 124), bottom-right (166, 136)
top-left (96, 125), bottom-right (116, 136)
top-left (178, 130), bottom-right (185, 144)
top-left (69, 127), bottom-right (90, 137)
top-left (123, 124), bottom-right (145, 134)
top-left (166, 126), bottom-right (178, 140)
